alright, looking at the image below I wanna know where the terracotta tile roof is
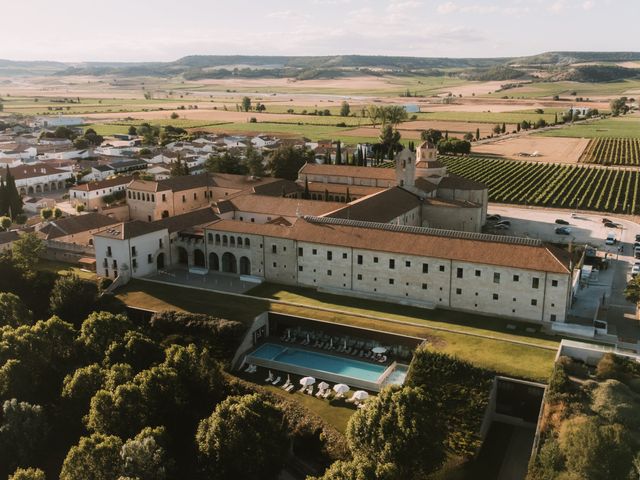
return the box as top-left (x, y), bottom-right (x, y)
top-left (299, 163), bottom-right (396, 181)
top-left (414, 177), bottom-right (438, 193)
top-left (152, 207), bottom-right (219, 234)
top-left (94, 221), bottom-right (165, 240)
top-left (71, 175), bottom-right (134, 192)
top-left (303, 182), bottom-right (383, 197)
top-left (324, 187), bottom-right (421, 223)
top-left (218, 193), bottom-right (344, 218)
top-left (204, 217), bottom-right (571, 274)
top-left (251, 179), bottom-right (301, 197)
top-left (38, 213), bottom-right (120, 240)
top-left (1, 164), bottom-right (69, 181)
top-left (438, 174), bottom-right (487, 191)
top-left (0, 231), bottom-right (20, 245)
top-left (416, 160), bottom-right (445, 169)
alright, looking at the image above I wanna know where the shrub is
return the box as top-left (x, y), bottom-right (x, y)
top-left (590, 379), bottom-right (640, 429)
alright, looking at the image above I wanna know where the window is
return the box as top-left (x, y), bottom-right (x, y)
top-left (222, 235), bottom-right (228, 246)
top-left (298, 266), bottom-right (303, 272)
top-left (127, 191), bottom-right (131, 199)
top-left (405, 261), bottom-right (411, 268)
top-left (552, 280), bottom-right (558, 287)
top-left (342, 253), bottom-right (348, 259)
top-left (357, 255), bottom-right (363, 265)
top-left (422, 283), bottom-right (427, 290)
top-left (230, 237), bottom-right (236, 247)
top-left (215, 234), bottom-right (220, 244)
top-left (207, 233), bottom-right (213, 243)
top-left (439, 265), bottom-right (445, 272)
top-left (131, 246), bottom-right (137, 257)
top-left (389, 259), bottom-right (395, 269)
top-left (273, 262), bottom-right (277, 268)
top-left (550, 314), bottom-right (557, 322)
top-left (493, 272), bottom-right (500, 284)
top-left (389, 279), bottom-right (394, 285)
top-left (493, 293), bottom-right (499, 300)
top-left (151, 194), bottom-right (155, 202)
top-left (272, 245), bottom-right (277, 254)
top-left (532, 277), bottom-right (540, 289)
top-left (513, 274), bottom-right (520, 282)
top-left (312, 249), bottom-right (317, 255)
top-left (182, 195), bottom-right (186, 203)
top-left (422, 263), bottom-right (429, 273)
top-left (237, 237), bottom-right (243, 247)
top-left (475, 270), bottom-right (481, 277)
top-left (327, 251), bottom-right (333, 260)
top-left (107, 246), bottom-right (112, 257)
top-left (147, 254), bottom-right (153, 264)
top-left (131, 260), bottom-right (136, 269)
top-left (531, 299), bottom-right (538, 306)
top-left (162, 194), bottom-right (166, 202)
top-left (194, 192), bottom-right (197, 200)
top-left (113, 259), bottom-right (118, 269)
top-left (159, 239), bottom-right (163, 248)
top-left (105, 269), bottom-right (109, 278)
top-left (357, 274), bottom-right (362, 280)
top-left (327, 270), bottom-right (332, 276)
top-left (298, 247), bottom-right (303, 257)
top-left (245, 238), bottom-right (250, 247)
top-left (457, 268), bottom-right (463, 278)
top-left (456, 288), bottom-right (462, 295)
top-left (374, 257), bottom-right (379, 263)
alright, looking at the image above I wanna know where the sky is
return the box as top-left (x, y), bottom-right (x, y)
top-left (1, 0), bottom-right (638, 62)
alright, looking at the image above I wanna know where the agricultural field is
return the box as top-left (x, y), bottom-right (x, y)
top-left (440, 155), bottom-right (640, 214)
top-left (537, 115), bottom-right (640, 139)
top-left (414, 110), bottom-right (559, 125)
top-left (473, 136), bottom-right (590, 164)
top-left (579, 138), bottom-right (640, 166)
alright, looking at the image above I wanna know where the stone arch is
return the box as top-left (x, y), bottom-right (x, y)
top-left (239, 256), bottom-right (251, 275)
top-left (177, 247), bottom-right (188, 265)
top-left (36, 185), bottom-right (42, 193)
top-left (193, 249), bottom-right (205, 267)
top-left (58, 181), bottom-right (64, 189)
top-left (221, 252), bottom-right (237, 274)
top-left (209, 252), bottom-right (219, 271)
top-left (28, 186), bottom-right (34, 194)
top-left (222, 235), bottom-right (228, 246)
top-left (237, 237), bottom-right (243, 247)
top-left (245, 238), bottom-right (250, 247)
top-left (43, 184), bottom-right (50, 192)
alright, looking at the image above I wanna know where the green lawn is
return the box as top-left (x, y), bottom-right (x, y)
top-left (36, 259), bottom-right (97, 280)
top-left (536, 115), bottom-right (640, 138)
top-left (117, 280), bottom-right (557, 381)
top-left (415, 110), bottom-right (559, 124)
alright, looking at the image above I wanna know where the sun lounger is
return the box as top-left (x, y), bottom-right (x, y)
top-left (285, 384), bottom-right (295, 392)
top-left (322, 389), bottom-right (333, 399)
top-left (265, 373), bottom-right (274, 383)
top-left (244, 364), bottom-right (254, 373)
top-left (281, 381), bottom-right (291, 390)
top-left (247, 365), bottom-right (257, 374)
top-left (305, 386), bottom-right (314, 395)
top-left (315, 389), bottom-right (325, 398)
top-left (272, 376), bottom-right (281, 386)
top-left (298, 385), bottom-right (307, 393)
top-left (345, 394), bottom-right (356, 403)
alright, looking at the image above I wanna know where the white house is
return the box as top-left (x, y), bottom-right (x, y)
top-left (34, 116), bottom-right (85, 128)
top-left (1, 164), bottom-right (73, 196)
top-left (69, 175), bottom-right (133, 210)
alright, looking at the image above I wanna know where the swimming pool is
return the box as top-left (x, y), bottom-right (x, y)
top-left (247, 342), bottom-right (408, 390)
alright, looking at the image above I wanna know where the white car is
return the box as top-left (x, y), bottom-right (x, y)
top-left (605, 233), bottom-right (616, 245)
top-left (631, 265), bottom-right (640, 277)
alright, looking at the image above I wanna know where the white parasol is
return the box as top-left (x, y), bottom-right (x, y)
top-left (299, 376), bottom-right (316, 387)
top-left (372, 346), bottom-right (387, 354)
top-left (333, 383), bottom-right (350, 394)
top-left (352, 390), bottom-right (369, 401)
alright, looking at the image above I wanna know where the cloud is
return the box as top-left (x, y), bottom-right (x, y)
top-left (582, 0), bottom-right (595, 9)
top-left (436, 2), bottom-right (529, 16)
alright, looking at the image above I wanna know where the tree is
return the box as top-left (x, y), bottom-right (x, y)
top-left (244, 143), bottom-right (265, 177)
top-left (0, 399), bottom-right (48, 475)
top-left (11, 232), bottom-right (44, 273)
top-left (493, 124), bottom-right (502, 135)
top-left (40, 208), bottom-right (52, 221)
top-left (170, 112), bottom-right (179, 119)
top-left (128, 126), bottom-right (138, 136)
top-left (241, 96), bottom-right (252, 112)
top-left (379, 125), bottom-right (401, 158)
top-left (347, 386), bottom-right (446, 479)
top-left (311, 458), bottom-right (380, 480)
top-left (610, 97), bottom-right (629, 116)
top-left (463, 132), bottom-right (474, 141)
top-left (0, 216), bottom-right (11, 231)
top-left (476, 127), bottom-right (480, 140)
top-left (380, 105), bottom-right (408, 128)
top-left (501, 122), bottom-right (506, 134)
top-left (420, 129), bottom-right (442, 145)
top-left (205, 152), bottom-right (248, 175)
top-left (53, 207), bottom-right (63, 219)
top-left (3, 166), bottom-right (22, 218)
top-left (86, 384), bottom-right (147, 438)
top-left (0, 292), bottom-right (33, 327)
top-left (340, 101), bottom-right (350, 117)
top-left (121, 426), bottom-right (172, 480)
top-left (267, 145), bottom-right (312, 181)
top-left (8, 468), bottom-right (46, 480)
top-left (78, 311), bottom-right (134, 360)
top-left (49, 274), bottom-right (99, 326)
top-left (169, 157), bottom-right (190, 177)
top-left (60, 433), bottom-right (123, 480)
top-left (62, 363), bottom-right (106, 414)
top-left (335, 141), bottom-right (342, 165)
top-left (196, 393), bottom-right (289, 480)
top-left (624, 275), bottom-right (640, 303)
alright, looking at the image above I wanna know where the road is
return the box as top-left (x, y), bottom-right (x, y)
top-left (487, 204), bottom-right (639, 342)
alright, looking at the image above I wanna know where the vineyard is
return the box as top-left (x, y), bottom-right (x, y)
top-left (579, 138), bottom-right (640, 166)
top-left (438, 155), bottom-right (640, 214)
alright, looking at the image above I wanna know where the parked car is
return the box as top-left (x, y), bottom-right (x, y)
top-left (555, 219), bottom-right (570, 225)
top-left (496, 220), bottom-right (511, 226)
top-left (635, 234), bottom-right (640, 242)
top-left (605, 233), bottom-right (617, 245)
top-left (631, 265), bottom-right (640, 277)
top-left (555, 227), bottom-right (571, 235)
top-left (487, 214), bottom-right (502, 221)
top-left (494, 224), bottom-right (510, 230)
top-left (604, 222), bottom-right (618, 228)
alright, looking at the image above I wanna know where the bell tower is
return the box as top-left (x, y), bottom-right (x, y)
top-left (395, 149), bottom-right (416, 188)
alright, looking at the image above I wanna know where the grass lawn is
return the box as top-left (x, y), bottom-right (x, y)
top-left (117, 280), bottom-right (557, 381)
top-left (536, 115), bottom-right (640, 138)
top-left (415, 110), bottom-right (558, 125)
top-left (36, 259), bottom-right (97, 280)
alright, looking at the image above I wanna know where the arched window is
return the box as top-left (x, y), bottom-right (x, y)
top-left (230, 237), bottom-right (235, 247)
top-left (207, 233), bottom-right (213, 243)
top-left (215, 234), bottom-right (220, 244)
top-left (151, 194), bottom-right (155, 202)
top-left (128, 191), bottom-right (132, 199)
top-left (245, 238), bottom-right (250, 247)
top-left (222, 235), bottom-right (228, 246)
top-left (237, 237), bottom-right (243, 247)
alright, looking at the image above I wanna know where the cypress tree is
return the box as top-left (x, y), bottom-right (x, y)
top-left (476, 128), bottom-right (480, 140)
top-left (0, 178), bottom-right (7, 217)
top-left (324, 189), bottom-right (329, 201)
top-left (303, 177), bottom-right (310, 199)
top-left (346, 187), bottom-right (351, 203)
top-left (335, 142), bottom-right (342, 165)
top-left (444, 131), bottom-right (449, 140)
top-left (4, 167), bottom-right (22, 218)
top-left (501, 122), bottom-right (506, 133)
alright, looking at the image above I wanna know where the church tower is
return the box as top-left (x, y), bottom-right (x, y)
top-left (415, 141), bottom-right (446, 185)
top-left (395, 149), bottom-right (416, 189)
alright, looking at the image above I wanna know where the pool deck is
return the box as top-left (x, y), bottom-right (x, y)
top-left (243, 339), bottom-right (405, 392)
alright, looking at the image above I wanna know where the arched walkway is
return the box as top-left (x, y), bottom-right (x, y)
top-left (58, 181), bottom-right (64, 189)
top-left (209, 252), bottom-right (219, 271)
top-left (157, 252), bottom-right (165, 270)
top-left (28, 186), bottom-right (34, 195)
top-left (193, 249), bottom-right (205, 267)
top-left (221, 252), bottom-right (237, 274)
top-left (43, 184), bottom-right (49, 192)
top-left (239, 256), bottom-right (251, 275)
top-left (35, 185), bottom-right (42, 193)
top-left (177, 247), bottom-right (188, 265)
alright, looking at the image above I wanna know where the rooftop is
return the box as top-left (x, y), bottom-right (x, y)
top-left (38, 213), bottom-right (120, 240)
top-left (324, 187), bottom-right (421, 223)
top-left (71, 175), bottom-right (133, 192)
top-left (299, 163), bottom-right (396, 181)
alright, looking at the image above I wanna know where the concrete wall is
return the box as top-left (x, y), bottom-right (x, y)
top-left (422, 204), bottom-right (483, 232)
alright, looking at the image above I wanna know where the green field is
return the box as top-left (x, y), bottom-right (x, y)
top-left (580, 138), bottom-right (640, 166)
top-left (480, 80), bottom-right (640, 99)
top-left (440, 154), bottom-right (640, 214)
top-left (116, 279), bottom-right (557, 381)
top-left (537, 115), bottom-right (640, 138)
top-left (415, 110), bottom-right (559, 124)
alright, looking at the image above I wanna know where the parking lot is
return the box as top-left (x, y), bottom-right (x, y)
top-left (487, 205), bottom-right (640, 342)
